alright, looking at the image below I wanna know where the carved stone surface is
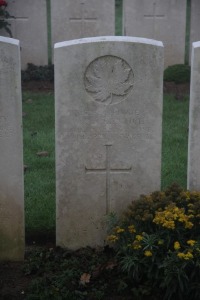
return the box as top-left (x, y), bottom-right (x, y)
top-left (0, 0), bottom-right (48, 69)
top-left (123, 0), bottom-right (187, 67)
top-left (84, 55), bottom-right (134, 105)
top-left (55, 36), bottom-right (164, 250)
top-left (51, 0), bottom-right (115, 50)
top-left (190, 0), bottom-right (200, 64)
top-left (188, 42), bottom-right (200, 190)
top-left (0, 37), bottom-right (24, 261)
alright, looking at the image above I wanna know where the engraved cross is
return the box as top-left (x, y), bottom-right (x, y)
top-left (7, 16), bottom-right (28, 36)
top-left (144, 1), bottom-right (165, 38)
top-left (85, 144), bottom-right (132, 214)
top-left (69, 0), bottom-right (97, 37)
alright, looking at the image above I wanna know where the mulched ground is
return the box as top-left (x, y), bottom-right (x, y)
top-left (22, 80), bottom-right (54, 93)
top-left (0, 80), bottom-right (190, 300)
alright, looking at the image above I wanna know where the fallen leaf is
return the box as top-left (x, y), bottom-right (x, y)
top-left (105, 260), bottom-right (118, 270)
top-left (80, 273), bottom-right (91, 285)
top-left (26, 99), bottom-right (33, 103)
top-left (37, 151), bottom-right (49, 157)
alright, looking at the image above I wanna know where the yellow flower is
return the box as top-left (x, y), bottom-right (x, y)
top-left (144, 250), bottom-right (153, 257)
top-left (187, 240), bottom-right (196, 246)
top-left (177, 251), bottom-right (194, 260)
top-left (136, 234), bottom-right (143, 241)
top-left (107, 235), bottom-right (119, 243)
top-left (174, 241), bottom-right (181, 250)
top-left (115, 226), bottom-right (125, 234)
top-left (158, 240), bottom-right (164, 245)
top-left (185, 221), bottom-right (193, 229)
top-left (177, 252), bottom-right (185, 259)
top-left (185, 252), bottom-right (194, 260)
top-left (128, 225), bottom-right (136, 234)
top-left (132, 242), bottom-right (142, 250)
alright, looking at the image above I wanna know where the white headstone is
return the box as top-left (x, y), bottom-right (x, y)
top-left (0, 0), bottom-right (48, 69)
top-left (188, 42), bottom-right (200, 190)
top-left (51, 0), bottom-right (115, 46)
top-left (0, 36), bottom-right (24, 261)
top-left (55, 36), bottom-right (164, 249)
top-left (190, 0), bottom-right (200, 64)
top-left (123, 0), bottom-right (186, 67)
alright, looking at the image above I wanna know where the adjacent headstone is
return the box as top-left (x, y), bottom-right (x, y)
top-left (0, 0), bottom-right (48, 69)
top-left (187, 42), bottom-right (200, 190)
top-left (51, 0), bottom-right (115, 46)
top-left (123, 0), bottom-right (186, 67)
top-left (190, 0), bottom-right (200, 64)
top-left (55, 36), bottom-right (164, 249)
top-left (0, 36), bottom-right (24, 260)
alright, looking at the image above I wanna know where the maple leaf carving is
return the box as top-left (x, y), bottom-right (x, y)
top-left (84, 56), bottom-right (134, 105)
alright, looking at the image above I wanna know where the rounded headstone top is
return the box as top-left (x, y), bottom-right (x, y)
top-left (0, 36), bottom-right (19, 46)
top-left (54, 36), bottom-right (163, 49)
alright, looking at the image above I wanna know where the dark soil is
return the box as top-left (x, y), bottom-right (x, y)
top-left (22, 80), bottom-right (54, 93)
top-left (163, 81), bottom-right (190, 99)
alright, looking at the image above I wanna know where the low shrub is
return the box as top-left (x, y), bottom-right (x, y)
top-left (107, 184), bottom-right (200, 300)
top-left (164, 64), bottom-right (191, 84)
top-left (21, 63), bottom-right (54, 82)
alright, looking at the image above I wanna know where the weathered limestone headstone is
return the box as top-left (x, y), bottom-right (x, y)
top-left (190, 0), bottom-right (200, 64)
top-left (187, 42), bottom-right (200, 190)
top-left (51, 0), bottom-right (115, 46)
top-left (123, 0), bottom-right (186, 67)
top-left (0, 37), bottom-right (24, 260)
top-left (55, 36), bottom-right (164, 249)
top-left (0, 0), bottom-right (48, 69)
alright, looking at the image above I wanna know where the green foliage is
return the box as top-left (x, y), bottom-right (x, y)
top-left (22, 63), bottom-right (54, 82)
top-left (108, 184), bottom-right (200, 300)
top-left (164, 64), bottom-right (191, 84)
top-left (0, 2), bottom-right (13, 37)
top-left (23, 247), bottom-right (128, 300)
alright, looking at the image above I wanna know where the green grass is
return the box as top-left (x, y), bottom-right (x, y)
top-left (22, 91), bottom-right (189, 235)
top-left (23, 92), bottom-right (55, 235)
top-left (161, 95), bottom-right (189, 189)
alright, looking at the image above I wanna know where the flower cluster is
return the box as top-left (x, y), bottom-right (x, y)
top-left (0, 0), bottom-right (7, 6)
top-left (107, 184), bottom-right (200, 299)
top-left (153, 203), bottom-right (194, 230)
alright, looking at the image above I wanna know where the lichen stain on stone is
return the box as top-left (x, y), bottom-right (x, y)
top-left (0, 195), bottom-right (24, 261)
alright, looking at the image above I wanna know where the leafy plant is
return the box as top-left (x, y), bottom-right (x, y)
top-left (0, 0), bottom-right (13, 36)
top-left (21, 63), bottom-right (54, 82)
top-left (164, 64), bottom-right (191, 84)
top-left (23, 247), bottom-right (131, 300)
top-left (107, 184), bottom-right (200, 299)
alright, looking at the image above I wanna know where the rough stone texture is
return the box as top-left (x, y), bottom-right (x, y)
top-left (190, 0), bottom-right (200, 64)
top-left (51, 0), bottom-right (115, 46)
top-left (0, 0), bottom-right (48, 69)
top-left (123, 0), bottom-right (186, 67)
top-left (187, 42), bottom-right (200, 190)
top-left (55, 36), bottom-right (164, 249)
top-left (0, 37), bottom-right (24, 261)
